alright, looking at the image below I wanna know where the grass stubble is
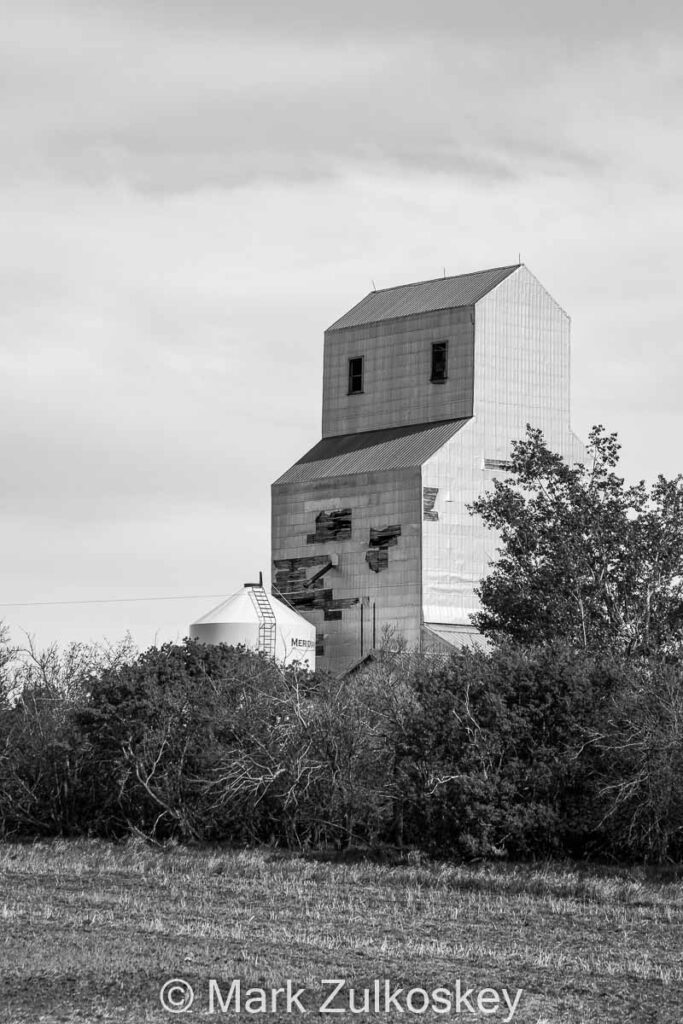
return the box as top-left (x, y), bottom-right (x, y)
top-left (0, 840), bottom-right (681, 1023)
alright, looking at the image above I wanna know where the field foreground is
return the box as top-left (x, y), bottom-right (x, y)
top-left (0, 841), bottom-right (681, 1023)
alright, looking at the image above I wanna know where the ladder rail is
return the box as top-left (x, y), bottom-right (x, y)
top-left (247, 585), bottom-right (277, 659)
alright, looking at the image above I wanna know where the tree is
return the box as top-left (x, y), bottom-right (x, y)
top-left (78, 639), bottom-right (402, 848)
top-left (587, 658), bottom-right (683, 861)
top-left (469, 425), bottom-right (683, 655)
top-left (394, 642), bottom-right (614, 858)
top-left (0, 621), bottom-right (16, 707)
top-left (0, 634), bottom-right (136, 836)
top-left (77, 639), bottom-right (286, 841)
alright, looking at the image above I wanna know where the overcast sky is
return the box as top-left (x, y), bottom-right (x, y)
top-left (2, 0), bottom-right (682, 651)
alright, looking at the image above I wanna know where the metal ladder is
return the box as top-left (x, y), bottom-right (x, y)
top-left (248, 585), bottom-right (277, 659)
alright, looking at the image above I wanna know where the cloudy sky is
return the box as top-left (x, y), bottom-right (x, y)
top-left (2, 0), bottom-right (682, 651)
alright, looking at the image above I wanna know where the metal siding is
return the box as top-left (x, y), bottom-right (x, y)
top-left (474, 265), bottom-right (576, 456)
top-left (271, 262), bottom-right (585, 670)
top-left (272, 470), bottom-right (422, 675)
top-left (421, 266), bottom-right (586, 628)
top-left (322, 307), bottom-right (475, 438)
top-left (328, 265), bottom-right (519, 331)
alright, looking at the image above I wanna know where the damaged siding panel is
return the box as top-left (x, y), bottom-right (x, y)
top-left (273, 554), bottom-right (332, 598)
top-left (278, 587), bottom-right (333, 609)
top-left (326, 597), bottom-right (361, 610)
top-left (366, 524), bottom-right (402, 573)
top-left (368, 525), bottom-right (402, 548)
top-left (423, 486), bottom-right (439, 521)
top-left (271, 468), bottom-right (423, 674)
top-left (307, 508), bottom-right (352, 543)
top-left (366, 548), bottom-right (389, 572)
top-left (274, 580), bottom-right (328, 601)
top-left (274, 555), bottom-right (332, 570)
top-left (273, 548), bottom-right (359, 620)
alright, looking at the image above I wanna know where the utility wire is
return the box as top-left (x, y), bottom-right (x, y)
top-left (0, 593), bottom-right (229, 609)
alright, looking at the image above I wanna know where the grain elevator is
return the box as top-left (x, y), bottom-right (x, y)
top-left (272, 264), bottom-right (584, 675)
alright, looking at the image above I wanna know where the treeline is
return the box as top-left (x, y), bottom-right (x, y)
top-left (1, 634), bottom-right (682, 863)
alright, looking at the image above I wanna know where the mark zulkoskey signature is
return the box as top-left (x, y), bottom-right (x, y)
top-left (159, 977), bottom-right (524, 1018)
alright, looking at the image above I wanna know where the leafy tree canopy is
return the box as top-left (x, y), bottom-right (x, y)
top-left (470, 426), bottom-right (683, 655)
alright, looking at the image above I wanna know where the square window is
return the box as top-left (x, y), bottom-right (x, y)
top-left (348, 356), bottom-right (364, 394)
top-left (431, 341), bottom-right (448, 382)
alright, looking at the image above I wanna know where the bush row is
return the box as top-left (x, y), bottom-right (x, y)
top-left (1, 638), bottom-right (682, 862)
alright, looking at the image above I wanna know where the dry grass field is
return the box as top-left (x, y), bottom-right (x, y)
top-left (0, 840), bottom-right (681, 1023)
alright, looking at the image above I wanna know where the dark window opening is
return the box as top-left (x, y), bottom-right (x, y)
top-left (431, 341), bottom-right (448, 383)
top-left (348, 356), bottom-right (364, 394)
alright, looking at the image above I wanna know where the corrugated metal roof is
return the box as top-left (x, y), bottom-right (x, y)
top-left (273, 419), bottom-right (468, 485)
top-left (423, 623), bottom-right (488, 651)
top-left (328, 265), bottom-right (519, 331)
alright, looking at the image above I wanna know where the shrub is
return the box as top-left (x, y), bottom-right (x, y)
top-left (1, 628), bottom-right (681, 863)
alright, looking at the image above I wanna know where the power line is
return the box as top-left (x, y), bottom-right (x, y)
top-left (0, 593), bottom-right (229, 609)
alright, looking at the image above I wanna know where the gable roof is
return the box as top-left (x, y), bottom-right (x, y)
top-left (273, 418), bottom-right (468, 486)
top-left (328, 264), bottom-right (519, 331)
top-left (423, 623), bottom-right (488, 652)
